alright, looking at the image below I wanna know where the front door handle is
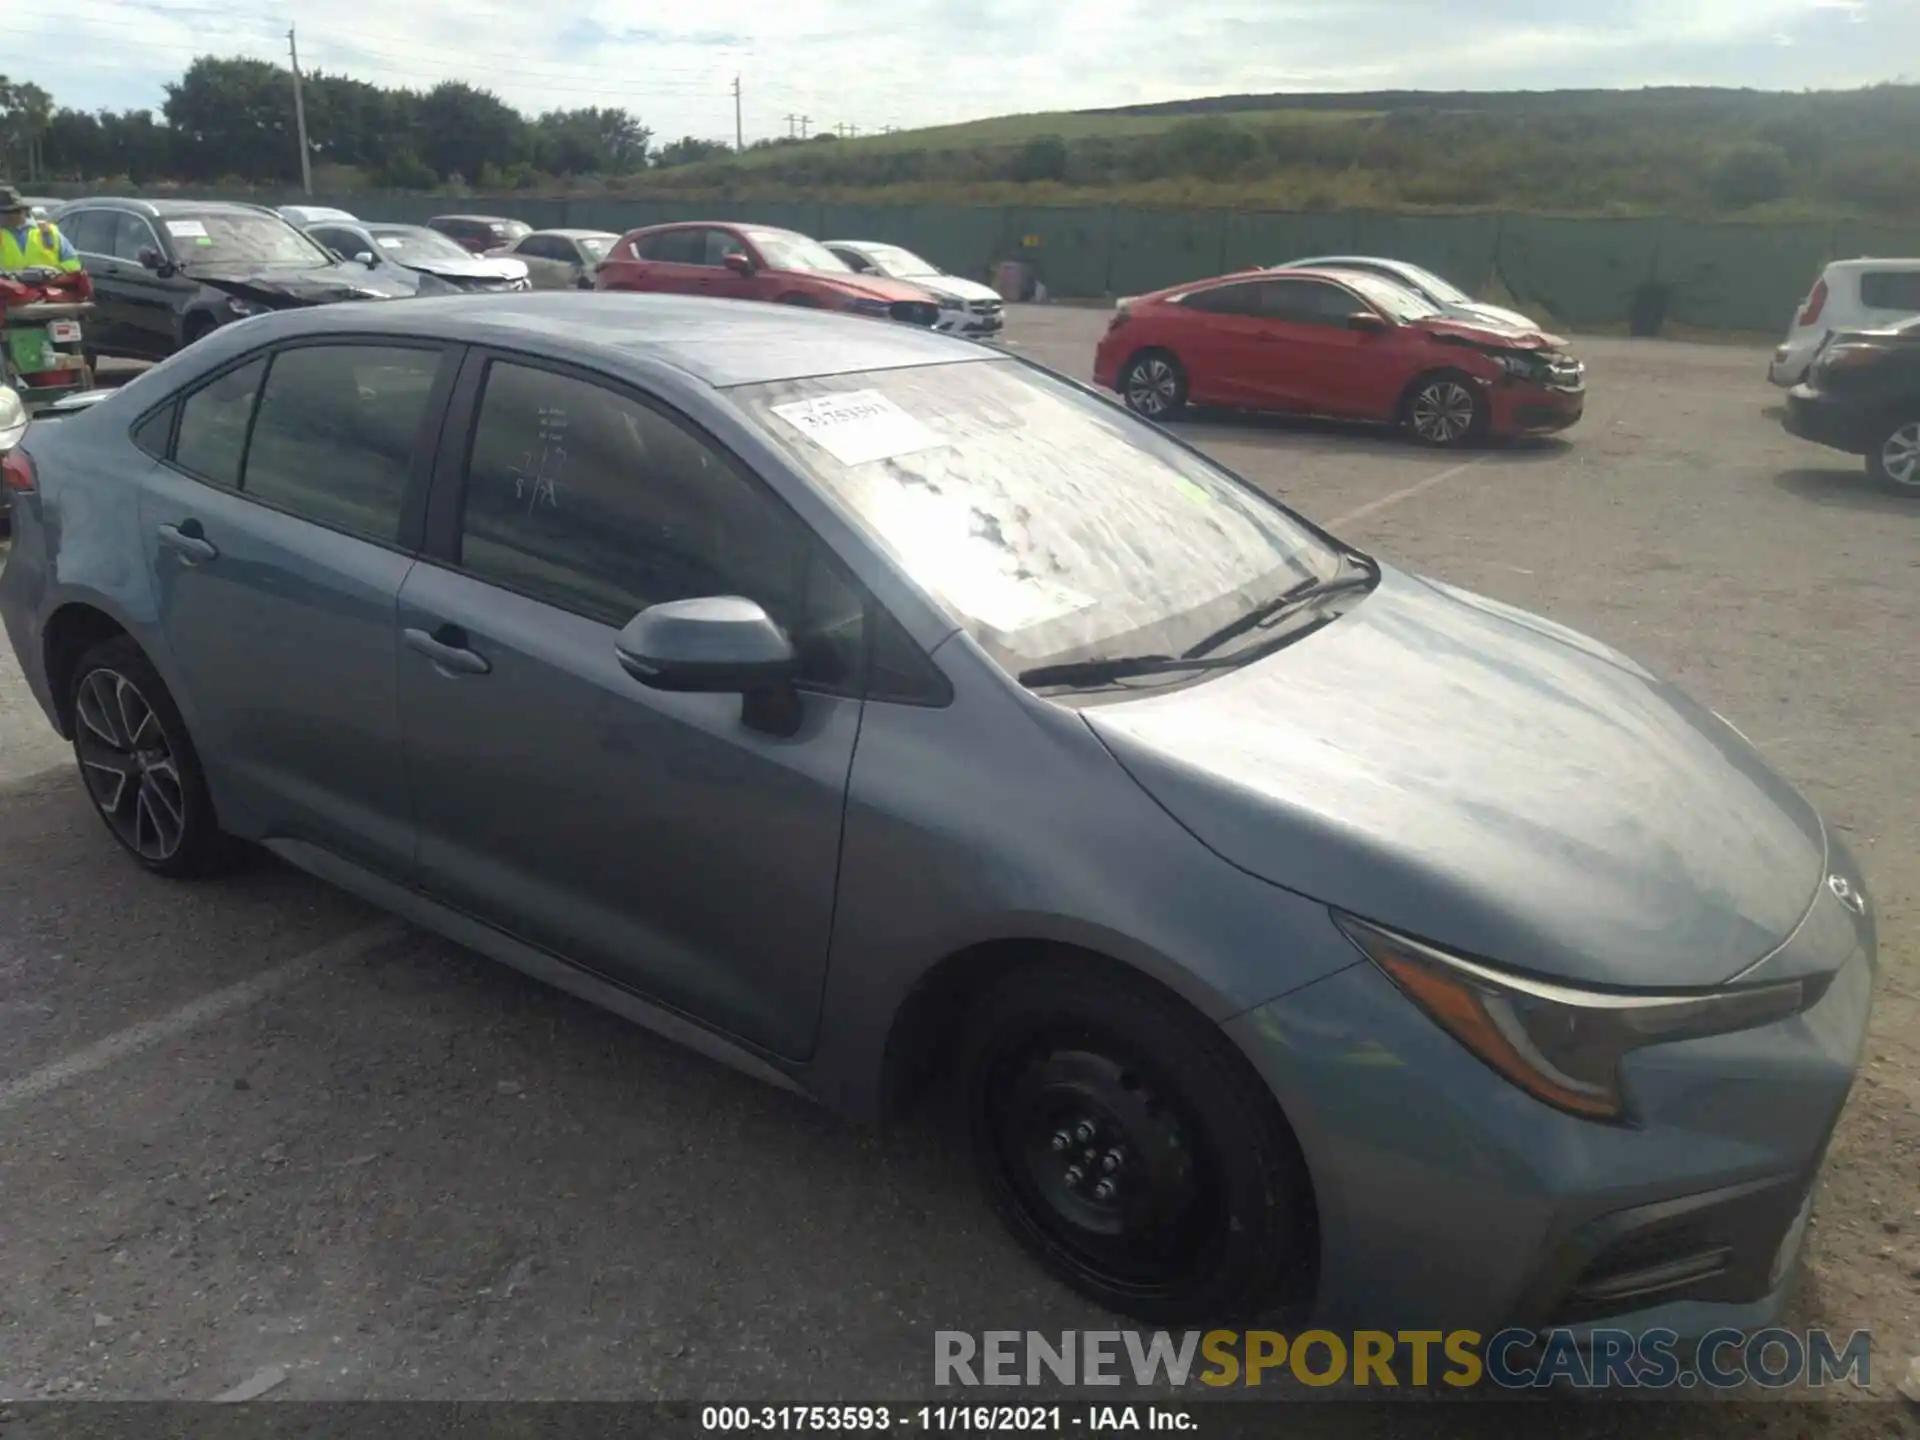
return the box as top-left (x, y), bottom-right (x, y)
top-left (157, 521), bottom-right (218, 564)
top-left (403, 626), bottom-right (492, 676)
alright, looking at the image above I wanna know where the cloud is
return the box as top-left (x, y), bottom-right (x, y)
top-left (13, 0), bottom-right (1917, 144)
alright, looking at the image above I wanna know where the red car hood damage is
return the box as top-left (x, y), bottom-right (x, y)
top-left (806, 272), bottom-right (933, 304)
top-left (1415, 316), bottom-right (1569, 351)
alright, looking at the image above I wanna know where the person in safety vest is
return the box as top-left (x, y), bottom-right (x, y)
top-left (0, 185), bottom-right (82, 274)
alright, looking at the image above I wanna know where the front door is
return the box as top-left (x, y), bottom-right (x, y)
top-left (1247, 278), bottom-right (1397, 419)
top-left (396, 353), bottom-right (867, 1058)
top-left (137, 340), bottom-right (453, 878)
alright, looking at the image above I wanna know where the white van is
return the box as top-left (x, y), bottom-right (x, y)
top-left (1771, 258), bottom-right (1920, 386)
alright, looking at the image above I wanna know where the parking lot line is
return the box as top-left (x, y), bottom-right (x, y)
top-left (1326, 453), bottom-right (1492, 528)
top-left (0, 918), bottom-right (409, 1115)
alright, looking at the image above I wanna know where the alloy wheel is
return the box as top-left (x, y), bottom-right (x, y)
top-left (1410, 380), bottom-right (1479, 444)
top-left (74, 668), bottom-right (188, 862)
top-left (1880, 423), bottom-right (1920, 490)
top-left (1126, 358), bottom-right (1179, 417)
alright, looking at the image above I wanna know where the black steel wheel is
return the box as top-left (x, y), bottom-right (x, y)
top-left (1120, 351), bottom-right (1188, 421)
top-left (1404, 371), bottom-right (1485, 447)
top-left (70, 636), bottom-right (235, 877)
top-left (959, 962), bottom-right (1313, 1323)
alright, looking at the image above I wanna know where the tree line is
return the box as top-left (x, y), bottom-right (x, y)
top-left (0, 57), bottom-right (741, 190)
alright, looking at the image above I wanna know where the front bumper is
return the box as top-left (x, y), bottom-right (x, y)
top-left (933, 305), bottom-right (1005, 336)
top-left (1490, 382), bottom-right (1585, 436)
top-left (1783, 384), bottom-right (1876, 456)
top-left (1224, 862), bottom-right (1875, 1340)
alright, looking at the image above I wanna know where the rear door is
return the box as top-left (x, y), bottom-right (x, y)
top-left (393, 351), bottom-right (867, 1057)
top-left (1169, 281), bottom-right (1279, 407)
top-left (136, 338), bottom-right (458, 878)
top-left (59, 208), bottom-right (129, 353)
top-left (513, 235), bottom-right (575, 290)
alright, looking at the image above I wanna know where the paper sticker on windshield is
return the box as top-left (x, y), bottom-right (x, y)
top-left (165, 219), bottom-right (208, 238)
top-left (769, 390), bottom-right (943, 468)
top-left (377, 236), bottom-right (404, 249)
top-left (1172, 474), bottom-right (1212, 507)
top-left (950, 574), bottom-right (1095, 634)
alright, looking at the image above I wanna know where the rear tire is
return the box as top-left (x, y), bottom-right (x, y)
top-left (1867, 418), bottom-right (1920, 496)
top-left (958, 961), bottom-right (1312, 1323)
top-left (69, 637), bottom-right (237, 879)
top-left (1403, 370), bottom-right (1486, 447)
top-left (1120, 350), bottom-right (1188, 421)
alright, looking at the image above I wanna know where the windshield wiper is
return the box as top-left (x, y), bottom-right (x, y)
top-left (1017, 654), bottom-right (1248, 690)
top-left (1182, 558), bottom-right (1378, 660)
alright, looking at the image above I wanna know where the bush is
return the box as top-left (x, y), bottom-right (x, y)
top-left (1709, 143), bottom-right (1791, 209)
top-left (1009, 135), bottom-right (1069, 183)
top-left (1159, 117), bottom-right (1259, 180)
top-left (373, 150), bottom-right (436, 189)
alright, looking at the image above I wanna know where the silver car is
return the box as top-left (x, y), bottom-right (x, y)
top-left (0, 294), bottom-right (1874, 1330)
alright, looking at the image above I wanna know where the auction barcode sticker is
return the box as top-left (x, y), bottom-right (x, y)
top-left (769, 390), bottom-right (944, 468)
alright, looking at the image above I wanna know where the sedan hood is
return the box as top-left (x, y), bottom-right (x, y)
top-left (815, 273), bottom-right (941, 304)
top-left (1084, 567), bottom-right (1827, 989)
top-left (909, 273), bottom-right (1000, 304)
top-left (189, 264), bottom-right (417, 307)
top-left (1455, 300), bottom-right (1544, 333)
top-left (402, 254), bottom-right (529, 284)
top-left (1414, 315), bottom-right (1567, 350)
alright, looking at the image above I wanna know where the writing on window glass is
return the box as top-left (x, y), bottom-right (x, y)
top-left (508, 404), bottom-right (567, 514)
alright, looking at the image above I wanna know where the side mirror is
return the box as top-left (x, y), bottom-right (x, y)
top-left (722, 252), bottom-right (755, 277)
top-left (1347, 312), bottom-right (1390, 335)
top-left (355, 251), bottom-right (379, 268)
top-left (615, 597), bottom-right (802, 736)
top-left (137, 246), bottom-right (171, 275)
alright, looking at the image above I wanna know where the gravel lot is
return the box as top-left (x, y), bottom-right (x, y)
top-left (1, 310), bottom-right (1916, 1421)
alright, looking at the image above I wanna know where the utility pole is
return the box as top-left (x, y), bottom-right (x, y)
top-left (732, 75), bottom-right (743, 150)
top-left (784, 113), bottom-right (798, 139)
top-left (798, 114), bottom-right (811, 139)
top-left (287, 25), bottom-right (313, 196)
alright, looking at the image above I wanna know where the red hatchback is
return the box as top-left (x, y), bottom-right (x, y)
top-left (595, 222), bottom-right (942, 328)
top-left (1093, 267), bottom-right (1585, 445)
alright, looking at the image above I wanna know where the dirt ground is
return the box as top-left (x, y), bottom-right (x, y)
top-left (0, 311), bottom-right (1916, 1423)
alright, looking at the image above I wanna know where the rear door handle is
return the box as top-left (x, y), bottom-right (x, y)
top-left (156, 521), bottom-right (218, 564)
top-left (404, 626), bottom-right (492, 676)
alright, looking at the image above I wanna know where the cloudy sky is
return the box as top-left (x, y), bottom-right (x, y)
top-left (17, 0), bottom-right (1906, 143)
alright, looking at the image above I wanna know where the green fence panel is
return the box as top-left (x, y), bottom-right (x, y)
top-left (1107, 209), bottom-right (1230, 297)
top-left (995, 206), bottom-right (1113, 298)
top-left (1220, 211), bottom-right (1359, 272)
top-left (898, 205), bottom-right (1005, 286)
top-left (815, 203), bottom-right (908, 246)
top-left (1494, 215), bottom-right (1663, 328)
top-left (1654, 220), bottom-right (1833, 333)
top-left (1350, 212), bottom-right (1504, 295)
top-left (1829, 221), bottom-right (1920, 261)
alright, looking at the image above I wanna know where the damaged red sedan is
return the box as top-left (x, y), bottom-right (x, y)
top-left (1093, 266), bottom-right (1585, 445)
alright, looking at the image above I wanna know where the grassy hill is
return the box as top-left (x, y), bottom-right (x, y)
top-left (627, 85), bottom-right (1920, 221)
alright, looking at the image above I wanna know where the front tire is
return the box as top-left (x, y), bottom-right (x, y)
top-left (1120, 350), bottom-right (1188, 421)
top-left (70, 637), bottom-right (235, 878)
top-left (1868, 418), bottom-right (1920, 496)
top-left (1404, 371), bottom-right (1486, 447)
top-left (958, 962), bottom-right (1312, 1323)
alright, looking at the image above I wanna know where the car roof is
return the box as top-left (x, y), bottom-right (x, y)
top-left (194, 291), bottom-right (988, 389)
top-left (57, 197), bottom-right (284, 218)
top-left (1823, 257), bottom-right (1920, 274)
top-left (431, 213), bottom-right (523, 224)
top-left (534, 229), bottom-right (620, 240)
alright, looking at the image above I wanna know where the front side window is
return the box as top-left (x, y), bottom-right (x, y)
top-left (457, 362), bottom-right (863, 686)
top-left (1260, 279), bottom-right (1370, 326)
top-left (702, 230), bottom-right (749, 267)
top-left (240, 344), bottom-right (443, 544)
top-left (110, 213), bottom-right (161, 263)
top-left (733, 360), bottom-right (1343, 675)
top-left (173, 358), bottom-right (266, 488)
top-left (640, 228), bottom-right (704, 264)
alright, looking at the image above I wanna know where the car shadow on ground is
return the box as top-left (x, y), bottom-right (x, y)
top-left (1170, 407), bottom-right (1576, 463)
top-left (1773, 466), bottom-right (1917, 515)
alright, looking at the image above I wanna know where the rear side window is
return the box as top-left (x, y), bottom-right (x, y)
top-left (1181, 283), bottom-right (1262, 316)
top-left (1859, 271), bottom-right (1920, 312)
top-left (240, 344), bottom-right (443, 544)
top-left (132, 404), bottom-right (175, 460)
top-left (173, 358), bottom-right (266, 487)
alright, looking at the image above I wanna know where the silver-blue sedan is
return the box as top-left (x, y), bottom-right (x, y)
top-left (0, 294), bottom-right (1874, 1332)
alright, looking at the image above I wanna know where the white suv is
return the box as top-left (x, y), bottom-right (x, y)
top-left (1771, 258), bottom-right (1920, 386)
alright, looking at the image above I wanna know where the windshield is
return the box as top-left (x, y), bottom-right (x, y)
top-left (748, 229), bottom-right (851, 274)
top-left (166, 211), bottom-right (332, 268)
top-left (369, 225), bottom-right (472, 263)
top-left (862, 244), bottom-right (940, 278)
top-left (490, 220), bottom-right (532, 242)
top-left (577, 234), bottom-right (616, 261)
top-left (1389, 263), bottom-right (1472, 305)
top-left (733, 360), bottom-right (1343, 674)
top-left (1339, 270), bottom-right (1443, 322)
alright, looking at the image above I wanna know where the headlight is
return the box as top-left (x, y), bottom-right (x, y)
top-left (844, 298), bottom-right (890, 317)
top-left (1335, 914), bottom-right (1819, 1121)
top-left (1494, 352), bottom-right (1541, 380)
top-left (936, 296), bottom-right (965, 311)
